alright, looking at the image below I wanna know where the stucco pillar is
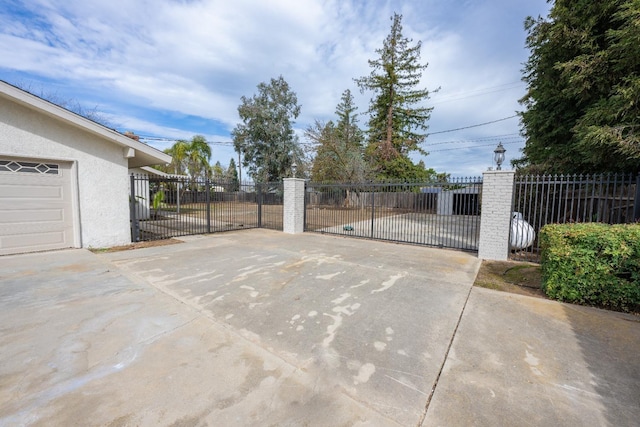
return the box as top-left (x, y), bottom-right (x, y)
top-left (283, 178), bottom-right (305, 234)
top-left (478, 170), bottom-right (515, 260)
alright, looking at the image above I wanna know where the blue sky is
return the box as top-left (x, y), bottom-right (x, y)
top-left (0, 0), bottom-right (551, 177)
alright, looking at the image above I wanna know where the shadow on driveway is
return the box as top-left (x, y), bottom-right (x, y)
top-left (423, 287), bottom-right (640, 426)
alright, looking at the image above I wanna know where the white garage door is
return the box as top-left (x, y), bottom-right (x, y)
top-left (0, 158), bottom-right (75, 255)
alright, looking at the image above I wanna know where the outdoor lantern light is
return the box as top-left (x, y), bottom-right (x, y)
top-left (291, 162), bottom-right (298, 178)
top-left (494, 142), bottom-right (506, 170)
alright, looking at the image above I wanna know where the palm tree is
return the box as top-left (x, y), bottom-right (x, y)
top-left (164, 139), bottom-right (190, 176)
top-left (162, 136), bottom-right (212, 212)
top-left (164, 135), bottom-right (211, 179)
top-left (186, 135), bottom-right (212, 179)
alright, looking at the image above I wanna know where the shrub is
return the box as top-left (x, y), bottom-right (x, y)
top-left (540, 223), bottom-right (640, 312)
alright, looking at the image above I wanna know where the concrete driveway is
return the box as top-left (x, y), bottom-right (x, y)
top-left (1, 229), bottom-right (639, 426)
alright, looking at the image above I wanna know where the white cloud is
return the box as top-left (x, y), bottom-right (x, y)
top-left (0, 0), bottom-right (551, 175)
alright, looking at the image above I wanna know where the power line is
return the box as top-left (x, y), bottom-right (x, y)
top-left (136, 116), bottom-right (522, 150)
top-left (430, 82), bottom-right (525, 105)
top-left (427, 140), bottom-right (522, 153)
top-left (428, 115), bottom-right (519, 135)
top-left (430, 81), bottom-right (523, 100)
top-left (424, 133), bottom-right (521, 147)
top-left (138, 135), bottom-right (235, 146)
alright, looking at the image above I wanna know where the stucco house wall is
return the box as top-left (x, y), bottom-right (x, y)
top-left (0, 81), bottom-right (171, 251)
top-left (1, 99), bottom-right (130, 247)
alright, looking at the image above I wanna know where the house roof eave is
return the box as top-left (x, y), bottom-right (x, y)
top-left (0, 80), bottom-right (172, 167)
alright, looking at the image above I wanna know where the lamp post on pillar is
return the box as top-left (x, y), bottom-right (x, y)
top-left (494, 142), bottom-right (506, 170)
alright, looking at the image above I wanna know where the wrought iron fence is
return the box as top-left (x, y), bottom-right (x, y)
top-left (305, 178), bottom-right (483, 252)
top-left (129, 175), bottom-right (283, 241)
top-left (511, 173), bottom-right (640, 261)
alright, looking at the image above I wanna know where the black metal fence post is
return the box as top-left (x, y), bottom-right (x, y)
top-left (370, 190), bottom-right (375, 239)
top-left (129, 174), bottom-right (140, 242)
top-left (303, 181), bottom-right (307, 231)
top-left (257, 183), bottom-right (263, 228)
top-left (302, 178), bottom-right (483, 251)
top-left (205, 178), bottom-right (211, 233)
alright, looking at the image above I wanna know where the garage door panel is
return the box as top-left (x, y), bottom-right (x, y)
top-left (1, 231), bottom-right (66, 250)
top-left (0, 158), bottom-right (75, 255)
top-left (0, 208), bottom-right (65, 224)
top-left (0, 212), bottom-right (69, 234)
top-left (0, 184), bottom-right (64, 199)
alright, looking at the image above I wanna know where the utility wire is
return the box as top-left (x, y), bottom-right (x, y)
top-left (428, 115), bottom-right (519, 135)
top-left (139, 135), bottom-right (234, 145)
top-left (430, 83), bottom-right (525, 105)
top-left (137, 115), bottom-right (522, 151)
top-left (427, 140), bottom-right (522, 153)
top-left (424, 133), bottom-right (521, 147)
top-left (429, 81), bottom-right (523, 102)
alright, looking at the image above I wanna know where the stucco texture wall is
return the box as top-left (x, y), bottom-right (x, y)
top-left (0, 98), bottom-right (131, 248)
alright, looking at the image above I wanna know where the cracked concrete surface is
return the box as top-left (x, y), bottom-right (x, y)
top-left (1, 229), bottom-right (638, 426)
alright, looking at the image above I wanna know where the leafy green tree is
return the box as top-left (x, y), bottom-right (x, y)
top-left (308, 89), bottom-right (368, 182)
top-left (377, 156), bottom-right (440, 182)
top-left (232, 76), bottom-right (302, 182)
top-left (307, 120), bottom-right (339, 181)
top-left (518, 0), bottom-right (640, 174)
top-left (355, 13), bottom-right (437, 180)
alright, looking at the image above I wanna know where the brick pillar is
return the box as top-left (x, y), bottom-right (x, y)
top-left (283, 178), bottom-right (305, 234)
top-left (478, 170), bottom-right (515, 260)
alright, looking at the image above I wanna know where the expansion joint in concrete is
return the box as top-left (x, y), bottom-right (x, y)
top-left (417, 285), bottom-right (474, 426)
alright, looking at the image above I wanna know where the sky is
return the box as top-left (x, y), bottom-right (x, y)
top-left (0, 0), bottom-right (552, 177)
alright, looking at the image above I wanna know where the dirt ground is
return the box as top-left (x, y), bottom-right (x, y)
top-left (473, 260), bottom-right (545, 298)
top-left (157, 202), bottom-right (407, 228)
top-left (90, 238), bottom-right (183, 253)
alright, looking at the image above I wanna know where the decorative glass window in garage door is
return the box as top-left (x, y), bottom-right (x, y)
top-left (0, 160), bottom-right (59, 174)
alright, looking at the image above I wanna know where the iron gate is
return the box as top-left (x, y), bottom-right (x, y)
top-left (304, 178), bottom-right (483, 252)
top-left (130, 175), bottom-right (283, 241)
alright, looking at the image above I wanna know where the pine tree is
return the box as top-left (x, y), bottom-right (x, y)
top-left (211, 161), bottom-right (225, 180)
top-left (225, 157), bottom-right (240, 191)
top-left (355, 13), bottom-right (436, 180)
top-left (308, 89), bottom-right (367, 182)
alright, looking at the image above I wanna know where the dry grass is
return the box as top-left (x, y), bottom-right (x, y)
top-left (474, 260), bottom-right (545, 298)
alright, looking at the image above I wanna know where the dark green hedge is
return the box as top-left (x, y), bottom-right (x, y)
top-left (540, 223), bottom-right (640, 312)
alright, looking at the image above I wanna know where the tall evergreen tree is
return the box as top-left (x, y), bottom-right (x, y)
top-left (308, 89), bottom-right (367, 182)
top-left (518, 0), bottom-right (640, 174)
top-left (355, 13), bottom-right (436, 180)
top-left (232, 76), bottom-right (302, 182)
top-left (225, 157), bottom-right (240, 191)
top-left (211, 160), bottom-right (225, 180)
